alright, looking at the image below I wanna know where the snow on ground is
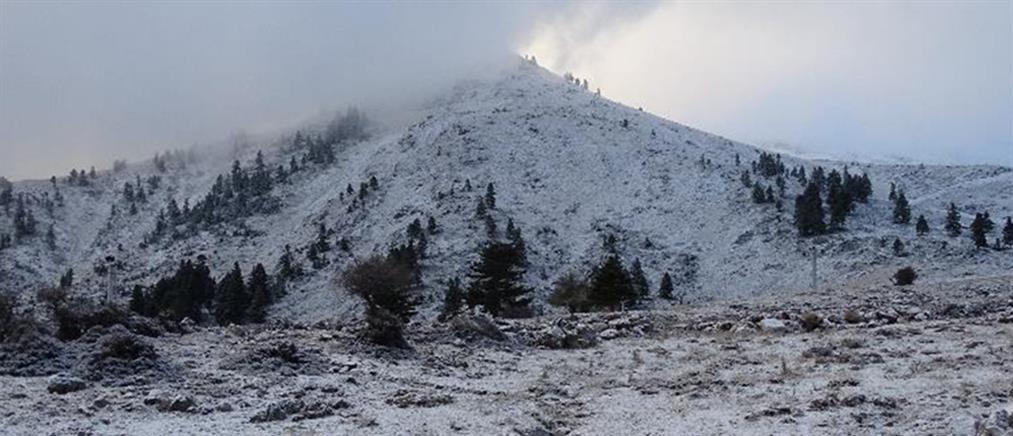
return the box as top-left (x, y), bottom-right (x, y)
top-left (1, 59), bottom-right (1010, 325)
top-left (1, 275), bottom-right (1010, 435)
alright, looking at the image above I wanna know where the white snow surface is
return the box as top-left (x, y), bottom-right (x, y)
top-left (1, 59), bottom-right (1011, 324)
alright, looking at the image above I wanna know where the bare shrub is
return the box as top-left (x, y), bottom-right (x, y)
top-left (800, 312), bottom-right (824, 332)
top-left (548, 272), bottom-right (590, 313)
top-left (342, 255), bottom-right (417, 348)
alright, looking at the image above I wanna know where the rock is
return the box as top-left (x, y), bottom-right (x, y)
top-left (165, 395), bottom-right (195, 412)
top-left (143, 389), bottom-right (168, 406)
top-left (759, 318), bottom-right (787, 333)
top-left (452, 313), bottom-right (507, 341)
top-left (250, 399), bottom-right (303, 423)
top-left (47, 374), bottom-right (87, 394)
top-left (975, 406), bottom-right (1012, 436)
top-left (598, 328), bottom-right (621, 340)
top-left (216, 402), bottom-right (234, 413)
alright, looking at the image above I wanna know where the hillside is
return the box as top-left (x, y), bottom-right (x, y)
top-left (1, 59), bottom-right (1011, 323)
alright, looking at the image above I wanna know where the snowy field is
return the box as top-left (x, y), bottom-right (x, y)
top-left (2, 275), bottom-right (1010, 436)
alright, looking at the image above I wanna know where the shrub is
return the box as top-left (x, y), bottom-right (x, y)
top-left (892, 267), bottom-right (917, 286)
top-left (0, 293), bottom-right (36, 343)
top-left (99, 333), bottom-right (156, 361)
top-left (799, 312), bottom-right (824, 332)
top-left (342, 255), bottom-right (418, 348)
top-left (843, 309), bottom-right (864, 324)
top-left (548, 272), bottom-right (590, 313)
top-left (53, 301), bottom-right (130, 341)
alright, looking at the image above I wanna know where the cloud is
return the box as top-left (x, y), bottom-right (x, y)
top-left (524, 2), bottom-right (1013, 165)
top-left (0, 2), bottom-right (546, 180)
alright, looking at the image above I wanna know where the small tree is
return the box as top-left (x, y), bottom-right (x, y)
top-left (439, 277), bottom-right (465, 321)
top-left (246, 263), bottom-right (272, 323)
top-left (342, 255), bottom-right (417, 348)
top-left (658, 272), bottom-right (674, 300)
top-left (1003, 217), bottom-right (1013, 246)
top-left (969, 212), bottom-right (989, 248)
top-left (893, 267), bottom-right (916, 286)
top-left (548, 271), bottom-right (590, 314)
top-left (915, 215), bottom-right (929, 236)
top-left (892, 191), bottom-right (911, 224)
top-left (892, 237), bottom-right (906, 257)
top-left (214, 263), bottom-right (248, 325)
top-left (485, 183), bottom-right (496, 210)
top-left (588, 254), bottom-right (636, 310)
top-left (944, 203), bottom-right (961, 237)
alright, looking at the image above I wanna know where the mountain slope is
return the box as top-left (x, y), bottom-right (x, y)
top-left (2, 60), bottom-right (1011, 323)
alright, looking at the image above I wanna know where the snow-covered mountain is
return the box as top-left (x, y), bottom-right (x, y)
top-left (2, 59), bottom-right (1011, 323)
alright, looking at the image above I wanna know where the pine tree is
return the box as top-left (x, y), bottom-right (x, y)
top-left (59, 268), bottom-right (74, 289)
top-left (1003, 217), bottom-right (1013, 246)
top-left (892, 191), bottom-right (911, 224)
top-left (277, 244), bottom-right (301, 279)
top-left (751, 183), bottom-right (767, 204)
top-left (740, 171), bottom-right (752, 188)
top-left (214, 263), bottom-right (248, 325)
top-left (916, 215), bottom-right (929, 236)
top-left (466, 240), bottom-right (530, 317)
top-left (888, 182), bottom-right (897, 201)
top-left (944, 203), bottom-right (961, 237)
top-left (129, 285), bottom-right (147, 315)
top-left (485, 183), bottom-right (496, 210)
top-left (826, 175), bottom-right (851, 231)
top-left (246, 263), bottom-right (272, 323)
top-left (969, 213), bottom-right (988, 248)
top-left (630, 259), bottom-right (649, 300)
top-left (475, 196), bottom-right (488, 218)
top-left (46, 224), bottom-right (56, 250)
top-left (892, 238), bottom-right (905, 257)
top-left (658, 272), bottom-right (674, 300)
top-left (439, 277), bottom-right (465, 321)
top-left (427, 216), bottom-right (439, 235)
top-left (588, 254), bottom-right (636, 309)
top-left (794, 182), bottom-right (826, 237)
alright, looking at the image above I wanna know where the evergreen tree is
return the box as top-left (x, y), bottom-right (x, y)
top-left (475, 196), bottom-right (488, 218)
top-left (1003, 217), bottom-right (1013, 246)
top-left (944, 203), bottom-right (961, 237)
top-left (892, 190), bottom-right (911, 224)
top-left (466, 240), bottom-right (530, 317)
top-left (588, 254), bottom-right (636, 309)
top-left (740, 171), bottom-right (752, 188)
top-left (214, 263), bottom-right (248, 325)
top-left (969, 213), bottom-right (989, 248)
top-left (630, 259), bottom-right (649, 299)
top-left (369, 175), bottom-right (379, 190)
top-left (485, 183), bottom-right (496, 210)
top-left (892, 237), bottom-right (905, 257)
top-left (439, 277), bottom-right (465, 321)
top-left (888, 182), bottom-right (897, 201)
top-left (46, 224), bottom-right (56, 250)
top-left (129, 285), bottom-right (147, 315)
top-left (658, 272), bottom-right (674, 300)
top-left (826, 174), bottom-right (851, 231)
top-left (59, 268), bottom-right (74, 289)
top-left (751, 183), bottom-right (767, 204)
top-left (246, 263), bottom-right (272, 323)
top-left (794, 182), bottom-right (826, 237)
top-left (277, 244), bottom-right (301, 279)
top-left (427, 216), bottom-right (439, 235)
top-left (916, 215), bottom-right (929, 236)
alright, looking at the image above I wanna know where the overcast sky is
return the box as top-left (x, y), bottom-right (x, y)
top-left (2, 1), bottom-right (1011, 180)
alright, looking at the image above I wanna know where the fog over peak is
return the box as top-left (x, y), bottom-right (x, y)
top-left (2, 2), bottom-right (1010, 181)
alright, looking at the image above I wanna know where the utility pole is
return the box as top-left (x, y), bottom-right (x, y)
top-left (810, 245), bottom-right (818, 290)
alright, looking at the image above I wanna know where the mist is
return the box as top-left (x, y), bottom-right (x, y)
top-left (0, 2), bottom-right (545, 180)
top-left (2, 2), bottom-right (1011, 181)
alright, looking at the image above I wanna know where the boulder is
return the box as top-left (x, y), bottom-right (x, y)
top-left (47, 374), bottom-right (87, 394)
top-left (759, 318), bottom-right (787, 333)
